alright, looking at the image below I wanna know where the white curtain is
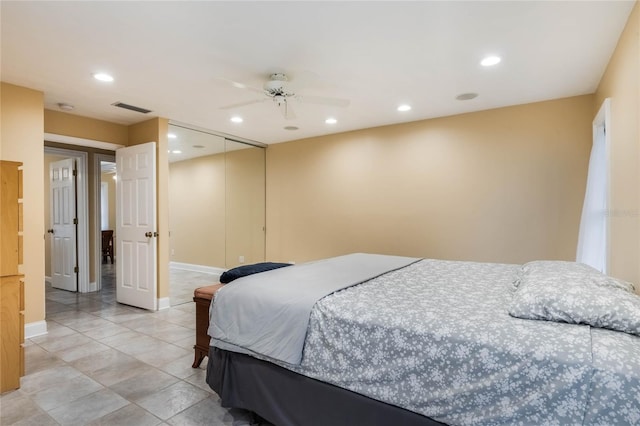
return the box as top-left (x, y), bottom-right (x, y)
top-left (576, 124), bottom-right (607, 272)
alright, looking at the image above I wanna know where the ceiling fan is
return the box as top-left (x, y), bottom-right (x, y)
top-left (218, 72), bottom-right (350, 120)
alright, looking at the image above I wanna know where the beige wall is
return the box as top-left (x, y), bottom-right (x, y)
top-left (1, 83), bottom-right (45, 325)
top-left (45, 110), bottom-right (128, 145)
top-left (128, 118), bottom-right (170, 299)
top-left (595, 2), bottom-right (640, 285)
top-left (266, 95), bottom-right (594, 265)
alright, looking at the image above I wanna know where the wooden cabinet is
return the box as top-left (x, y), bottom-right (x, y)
top-left (0, 161), bottom-right (25, 393)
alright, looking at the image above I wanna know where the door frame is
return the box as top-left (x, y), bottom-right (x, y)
top-left (44, 147), bottom-right (89, 292)
top-left (93, 153), bottom-right (116, 292)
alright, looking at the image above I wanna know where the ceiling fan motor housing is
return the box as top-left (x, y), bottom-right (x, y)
top-left (264, 73), bottom-right (294, 96)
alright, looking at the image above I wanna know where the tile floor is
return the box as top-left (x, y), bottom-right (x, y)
top-left (169, 268), bottom-right (220, 306)
top-left (0, 265), bottom-right (267, 425)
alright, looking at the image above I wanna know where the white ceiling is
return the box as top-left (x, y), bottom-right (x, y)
top-left (1, 1), bottom-right (634, 145)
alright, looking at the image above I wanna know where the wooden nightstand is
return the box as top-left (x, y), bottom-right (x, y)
top-left (192, 283), bottom-right (224, 368)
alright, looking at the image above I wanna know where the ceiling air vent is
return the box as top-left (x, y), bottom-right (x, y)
top-left (111, 102), bottom-right (152, 114)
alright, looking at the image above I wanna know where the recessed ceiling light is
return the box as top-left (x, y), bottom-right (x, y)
top-left (230, 116), bottom-right (243, 123)
top-left (325, 117), bottom-right (337, 124)
top-left (93, 72), bottom-right (114, 82)
top-left (456, 93), bottom-right (479, 101)
top-left (284, 126), bottom-right (299, 131)
top-left (397, 104), bottom-right (412, 112)
top-left (171, 150), bottom-right (182, 154)
top-left (167, 133), bottom-right (177, 139)
top-left (480, 56), bottom-right (501, 67)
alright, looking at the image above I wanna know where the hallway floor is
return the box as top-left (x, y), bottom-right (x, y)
top-left (0, 265), bottom-right (268, 425)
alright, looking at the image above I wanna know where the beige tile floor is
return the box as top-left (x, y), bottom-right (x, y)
top-left (0, 265), bottom-right (268, 426)
top-left (170, 268), bottom-right (220, 306)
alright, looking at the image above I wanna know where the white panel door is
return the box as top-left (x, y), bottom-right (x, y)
top-left (50, 158), bottom-right (77, 291)
top-left (116, 142), bottom-right (157, 310)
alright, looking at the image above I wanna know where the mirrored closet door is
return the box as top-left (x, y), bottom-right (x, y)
top-left (167, 124), bottom-right (265, 305)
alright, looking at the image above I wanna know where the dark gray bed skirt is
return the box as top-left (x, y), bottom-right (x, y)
top-left (206, 347), bottom-right (445, 426)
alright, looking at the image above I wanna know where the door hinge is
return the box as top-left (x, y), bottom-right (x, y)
top-left (73, 169), bottom-right (77, 177)
top-left (73, 218), bottom-right (78, 225)
top-left (74, 266), bottom-right (79, 273)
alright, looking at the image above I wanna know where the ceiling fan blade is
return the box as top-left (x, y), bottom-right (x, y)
top-left (296, 94), bottom-right (350, 108)
top-left (214, 77), bottom-right (266, 95)
top-left (219, 98), bottom-right (267, 110)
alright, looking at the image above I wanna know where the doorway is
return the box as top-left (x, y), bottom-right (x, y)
top-left (98, 157), bottom-right (117, 293)
top-left (43, 147), bottom-right (90, 292)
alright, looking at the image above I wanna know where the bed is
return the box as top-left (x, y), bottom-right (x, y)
top-left (205, 254), bottom-right (640, 426)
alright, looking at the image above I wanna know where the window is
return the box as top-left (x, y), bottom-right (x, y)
top-left (101, 182), bottom-right (109, 230)
top-left (576, 99), bottom-right (610, 273)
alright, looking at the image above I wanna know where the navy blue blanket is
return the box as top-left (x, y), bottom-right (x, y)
top-left (220, 262), bottom-right (291, 284)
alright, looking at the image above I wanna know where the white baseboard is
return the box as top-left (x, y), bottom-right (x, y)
top-left (157, 297), bottom-right (171, 311)
top-left (170, 261), bottom-right (225, 277)
top-left (25, 320), bottom-right (48, 339)
top-left (87, 281), bottom-right (98, 292)
top-left (45, 276), bottom-right (51, 284)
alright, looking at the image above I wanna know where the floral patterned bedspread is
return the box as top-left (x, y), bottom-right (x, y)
top-left (278, 259), bottom-right (640, 425)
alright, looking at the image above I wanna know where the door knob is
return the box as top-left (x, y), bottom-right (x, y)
top-left (145, 232), bottom-right (153, 238)
top-left (47, 229), bottom-right (54, 234)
